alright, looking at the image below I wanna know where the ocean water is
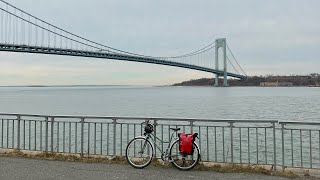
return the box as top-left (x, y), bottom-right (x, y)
top-left (0, 86), bottom-right (319, 121)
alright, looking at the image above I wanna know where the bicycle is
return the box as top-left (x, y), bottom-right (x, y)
top-left (125, 120), bottom-right (201, 170)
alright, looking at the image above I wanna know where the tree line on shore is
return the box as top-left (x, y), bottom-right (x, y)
top-left (172, 73), bottom-right (320, 86)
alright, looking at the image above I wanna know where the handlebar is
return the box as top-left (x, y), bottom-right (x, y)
top-left (141, 119), bottom-right (151, 125)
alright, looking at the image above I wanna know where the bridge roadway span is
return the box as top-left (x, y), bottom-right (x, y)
top-left (0, 156), bottom-right (299, 180)
top-left (0, 43), bottom-right (246, 79)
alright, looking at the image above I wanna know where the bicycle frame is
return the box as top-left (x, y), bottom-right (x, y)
top-left (138, 130), bottom-right (178, 160)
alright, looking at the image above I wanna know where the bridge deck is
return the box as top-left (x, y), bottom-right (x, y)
top-left (0, 43), bottom-right (246, 79)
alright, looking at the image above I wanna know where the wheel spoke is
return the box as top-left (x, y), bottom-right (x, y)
top-left (126, 138), bottom-right (153, 168)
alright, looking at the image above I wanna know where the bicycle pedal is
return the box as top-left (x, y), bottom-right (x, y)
top-left (168, 159), bottom-right (176, 163)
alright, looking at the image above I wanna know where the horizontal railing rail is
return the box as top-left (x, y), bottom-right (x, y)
top-left (0, 113), bottom-right (278, 122)
top-left (0, 113), bottom-right (319, 171)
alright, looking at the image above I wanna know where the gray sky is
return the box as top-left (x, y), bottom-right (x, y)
top-left (0, 0), bottom-right (319, 85)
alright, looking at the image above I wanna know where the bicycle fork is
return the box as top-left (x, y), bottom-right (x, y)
top-left (138, 140), bottom-right (149, 154)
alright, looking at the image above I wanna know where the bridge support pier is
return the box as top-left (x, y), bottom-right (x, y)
top-left (214, 38), bottom-right (228, 87)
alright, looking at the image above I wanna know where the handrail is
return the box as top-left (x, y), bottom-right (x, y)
top-left (279, 121), bottom-right (320, 125)
top-left (0, 113), bottom-right (278, 123)
top-left (3, 113), bottom-right (320, 126)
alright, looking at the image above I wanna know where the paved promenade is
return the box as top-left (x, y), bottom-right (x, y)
top-left (0, 156), bottom-right (316, 180)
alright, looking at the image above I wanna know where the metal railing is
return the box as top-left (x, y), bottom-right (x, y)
top-left (279, 121), bottom-right (320, 169)
top-left (0, 113), bottom-right (319, 170)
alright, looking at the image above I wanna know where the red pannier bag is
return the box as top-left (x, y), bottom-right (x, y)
top-left (179, 133), bottom-right (196, 155)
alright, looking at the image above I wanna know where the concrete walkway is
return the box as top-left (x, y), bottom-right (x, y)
top-left (0, 156), bottom-right (315, 180)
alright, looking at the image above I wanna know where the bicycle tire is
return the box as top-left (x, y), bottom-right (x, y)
top-left (169, 139), bottom-right (200, 170)
top-left (126, 137), bottom-right (153, 169)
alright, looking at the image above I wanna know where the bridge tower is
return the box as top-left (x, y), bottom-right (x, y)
top-left (214, 38), bottom-right (228, 87)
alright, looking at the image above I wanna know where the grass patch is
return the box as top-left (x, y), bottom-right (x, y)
top-left (1, 150), bottom-right (127, 164)
top-left (195, 163), bottom-right (299, 178)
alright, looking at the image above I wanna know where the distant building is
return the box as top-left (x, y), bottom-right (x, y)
top-left (309, 82), bottom-right (320, 87)
top-left (260, 82), bottom-right (293, 87)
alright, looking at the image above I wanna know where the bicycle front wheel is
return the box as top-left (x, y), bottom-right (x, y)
top-left (169, 139), bottom-right (200, 170)
top-left (126, 137), bottom-right (153, 169)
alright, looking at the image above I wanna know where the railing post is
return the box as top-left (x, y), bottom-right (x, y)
top-left (309, 130), bottom-right (312, 168)
top-left (17, 115), bottom-right (21, 150)
top-left (273, 122), bottom-right (277, 171)
top-left (153, 119), bottom-right (157, 157)
top-left (113, 118), bottom-right (117, 156)
top-left (230, 122), bottom-right (234, 163)
top-left (281, 123), bottom-right (285, 170)
top-left (300, 130), bottom-right (303, 168)
top-left (80, 118), bottom-right (85, 157)
top-left (190, 120), bottom-right (194, 133)
top-left (51, 117), bottom-right (54, 152)
top-left (45, 116), bottom-right (48, 152)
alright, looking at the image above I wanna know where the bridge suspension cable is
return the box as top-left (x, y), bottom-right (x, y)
top-left (0, 0), bottom-right (246, 80)
top-left (226, 56), bottom-right (240, 75)
top-left (0, 7), bottom-right (103, 50)
top-left (0, 0), bottom-right (222, 62)
top-left (157, 41), bottom-right (216, 59)
top-left (0, 0), bottom-right (147, 56)
top-left (226, 43), bottom-right (247, 77)
top-left (0, 0), bottom-right (217, 60)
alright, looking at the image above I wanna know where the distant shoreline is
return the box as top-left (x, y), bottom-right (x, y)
top-left (0, 74), bottom-right (319, 87)
top-left (172, 74), bottom-right (320, 87)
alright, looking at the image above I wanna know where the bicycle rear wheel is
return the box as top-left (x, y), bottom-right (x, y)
top-left (169, 139), bottom-right (200, 170)
top-left (126, 137), bottom-right (153, 168)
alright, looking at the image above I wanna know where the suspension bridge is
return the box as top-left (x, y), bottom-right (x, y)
top-left (0, 0), bottom-right (246, 86)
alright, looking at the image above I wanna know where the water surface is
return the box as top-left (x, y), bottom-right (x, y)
top-left (0, 86), bottom-right (319, 121)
